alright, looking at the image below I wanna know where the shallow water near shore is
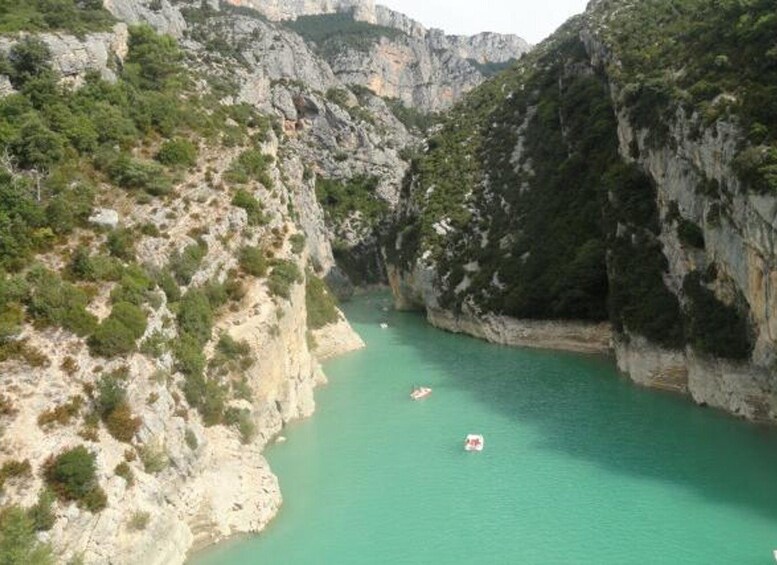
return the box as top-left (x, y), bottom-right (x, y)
top-left (194, 291), bottom-right (777, 564)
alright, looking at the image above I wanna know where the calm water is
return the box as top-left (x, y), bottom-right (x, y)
top-left (196, 292), bottom-right (777, 564)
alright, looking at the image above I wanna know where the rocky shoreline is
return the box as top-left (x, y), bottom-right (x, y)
top-left (426, 308), bottom-right (613, 355)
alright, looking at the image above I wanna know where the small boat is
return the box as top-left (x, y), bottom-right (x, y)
top-left (773, 549), bottom-right (777, 563)
top-left (275, 436), bottom-right (287, 444)
top-left (410, 387), bottom-right (432, 401)
top-left (464, 434), bottom-right (484, 452)
top-left (380, 323), bottom-right (389, 329)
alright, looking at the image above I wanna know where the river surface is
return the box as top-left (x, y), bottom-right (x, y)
top-left (195, 292), bottom-right (777, 564)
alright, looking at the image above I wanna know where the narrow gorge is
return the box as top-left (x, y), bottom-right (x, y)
top-left (0, 0), bottom-right (775, 563)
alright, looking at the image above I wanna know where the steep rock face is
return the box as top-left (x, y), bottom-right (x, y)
top-left (0, 23), bottom-right (129, 85)
top-left (386, 2), bottom-right (777, 422)
top-left (104, 0), bottom-right (187, 37)
top-left (225, 0), bottom-right (530, 111)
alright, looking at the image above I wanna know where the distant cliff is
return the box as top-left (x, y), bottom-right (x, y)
top-left (225, 0), bottom-right (530, 111)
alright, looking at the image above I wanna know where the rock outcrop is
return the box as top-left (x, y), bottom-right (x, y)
top-left (224, 0), bottom-right (530, 111)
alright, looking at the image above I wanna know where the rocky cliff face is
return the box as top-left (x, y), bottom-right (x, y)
top-left (225, 0), bottom-right (530, 111)
top-left (386, 1), bottom-right (777, 423)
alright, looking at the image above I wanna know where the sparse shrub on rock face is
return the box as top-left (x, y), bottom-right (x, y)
top-left (43, 446), bottom-right (106, 512)
top-left (156, 138), bottom-right (198, 168)
top-left (0, 506), bottom-right (54, 565)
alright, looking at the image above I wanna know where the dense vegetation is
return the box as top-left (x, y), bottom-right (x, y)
top-left (285, 12), bottom-right (405, 58)
top-left (316, 175), bottom-right (388, 228)
top-left (592, 0), bottom-right (777, 192)
top-left (395, 9), bottom-right (760, 360)
top-left (0, 0), bottom-right (115, 35)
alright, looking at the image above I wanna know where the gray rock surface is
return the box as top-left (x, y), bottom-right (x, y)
top-left (224, 0), bottom-right (530, 111)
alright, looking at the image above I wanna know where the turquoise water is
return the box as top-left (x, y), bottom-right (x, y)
top-left (196, 292), bottom-right (777, 564)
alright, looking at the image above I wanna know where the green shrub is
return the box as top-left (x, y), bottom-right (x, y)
top-left (224, 149), bottom-right (274, 187)
top-left (156, 138), bottom-right (198, 167)
top-left (157, 271), bottom-right (181, 302)
top-left (110, 302), bottom-right (147, 338)
top-left (184, 428), bottom-right (198, 450)
top-left (315, 175), bottom-right (387, 227)
top-left (0, 506), bottom-right (53, 565)
top-left (127, 511), bottom-right (150, 531)
top-left (306, 274), bottom-right (339, 329)
top-left (106, 228), bottom-right (136, 261)
top-left (98, 152), bottom-right (172, 196)
top-left (88, 317), bottom-right (135, 358)
top-left (238, 246), bottom-right (267, 277)
top-left (231, 189), bottom-right (268, 226)
top-left (27, 489), bottom-right (55, 532)
top-left (289, 233), bottom-right (305, 255)
top-left (26, 268), bottom-right (97, 336)
top-left (43, 446), bottom-right (106, 512)
top-left (110, 267), bottom-right (155, 306)
top-left (677, 219), bottom-right (705, 249)
top-left (138, 441), bottom-right (168, 474)
top-left (0, 460), bottom-right (31, 492)
top-left (210, 333), bottom-right (254, 376)
top-left (174, 334), bottom-right (205, 377)
top-left (683, 272), bottom-right (754, 360)
top-left (177, 290), bottom-right (213, 346)
top-left (170, 243), bottom-right (206, 285)
top-left (267, 260), bottom-right (302, 299)
top-left (89, 302), bottom-right (147, 358)
top-left (105, 401), bottom-right (141, 443)
top-left (224, 407), bottom-right (255, 444)
top-left (114, 462), bottom-right (134, 486)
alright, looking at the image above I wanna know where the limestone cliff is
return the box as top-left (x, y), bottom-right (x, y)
top-left (224, 0), bottom-right (530, 111)
top-left (386, 1), bottom-right (777, 423)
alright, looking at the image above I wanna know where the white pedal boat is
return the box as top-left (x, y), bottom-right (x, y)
top-left (465, 434), bottom-right (484, 452)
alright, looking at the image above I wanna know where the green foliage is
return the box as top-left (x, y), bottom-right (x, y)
top-left (44, 446), bottom-right (106, 512)
top-left (383, 98), bottom-right (441, 134)
top-left (224, 407), bottom-right (255, 444)
top-left (267, 260), bottom-right (302, 300)
top-left (96, 151), bottom-right (172, 196)
top-left (174, 333), bottom-right (205, 378)
top-left (0, 506), bottom-right (53, 565)
top-left (0, 0), bottom-right (114, 35)
top-left (157, 271), bottom-right (181, 302)
top-left (106, 228), bottom-right (136, 261)
top-left (169, 242), bottom-right (206, 285)
top-left (177, 290), bottom-right (213, 346)
top-left (224, 149), bottom-right (274, 187)
top-left (683, 271), bottom-right (754, 360)
top-left (466, 58), bottom-right (518, 78)
top-left (184, 428), bottom-right (198, 450)
top-left (238, 246), bottom-right (267, 277)
top-left (89, 302), bottom-right (147, 357)
top-left (26, 267), bottom-right (97, 336)
top-left (0, 460), bottom-right (31, 492)
top-left (289, 233), bottom-right (305, 255)
top-left (3, 37), bottom-right (54, 89)
top-left (138, 441), bottom-right (168, 474)
top-left (285, 12), bottom-right (404, 58)
top-left (677, 218), bottom-right (705, 249)
top-left (315, 175), bottom-right (388, 228)
top-left (592, 0), bottom-right (777, 186)
top-left (231, 189), bottom-right (268, 226)
top-left (156, 138), bottom-right (198, 168)
top-left (608, 235), bottom-right (685, 348)
top-left (27, 489), bottom-right (55, 532)
top-left (305, 274), bottom-right (339, 330)
top-left (123, 25), bottom-right (185, 91)
top-left (114, 461), bottom-right (134, 486)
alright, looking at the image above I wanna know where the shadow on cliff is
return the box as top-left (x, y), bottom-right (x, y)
top-left (346, 292), bottom-right (777, 524)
